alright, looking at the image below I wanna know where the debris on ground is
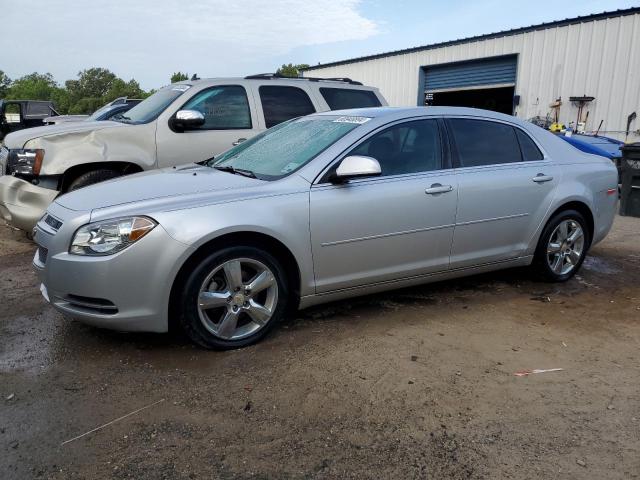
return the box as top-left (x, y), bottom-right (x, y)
top-left (61, 399), bottom-right (165, 446)
top-left (576, 459), bottom-right (587, 467)
top-left (531, 295), bottom-right (552, 302)
top-left (513, 368), bottom-right (563, 377)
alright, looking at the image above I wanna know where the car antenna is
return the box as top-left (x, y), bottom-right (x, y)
top-left (191, 74), bottom-right (200, 81)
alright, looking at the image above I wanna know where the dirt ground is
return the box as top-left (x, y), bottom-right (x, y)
top-left (1, 216), bottom-right (639, 480)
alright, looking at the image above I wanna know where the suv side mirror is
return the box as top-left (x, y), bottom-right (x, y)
top-left (332, 155), bottom-right (381, 183)
top-left (170, 109), bottom-right (205, 132)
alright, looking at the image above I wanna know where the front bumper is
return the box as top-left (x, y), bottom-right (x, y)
top-left (0, 176), bottom-right (58, 231)
top-left (33, 211), bottom-right (193, 333)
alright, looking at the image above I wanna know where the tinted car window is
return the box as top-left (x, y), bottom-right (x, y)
top-left (182, 85), bottom-right (252, 129)
top-left (350, 119), bottom-right (442, 177)
top-left (26, 102), bottom-right (52, 117)
top-left (448, 119), bottom-right (521, 167)
top-left (259, 86), bottom-right (315, 128)
top-left (320, 88), bottom-right (382, 110)
top-left (516, 129), bottom-right (544, 161)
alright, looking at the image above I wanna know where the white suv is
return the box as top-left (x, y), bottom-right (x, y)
top-left (0, 74), bottom-right (386, 231)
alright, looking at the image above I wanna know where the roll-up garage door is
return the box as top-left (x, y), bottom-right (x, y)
top-left (424, 55), bottom-right (517, 92)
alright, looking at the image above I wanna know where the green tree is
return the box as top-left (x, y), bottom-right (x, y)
top-left (5, 72), bottom-right (60, 101)
top-left (171, 72), bottom-right (189, 83)
top-left (66, 67), bottom-right (117, 99)
top-left (105, 78), bottom-right (146, 100)
top-left (0, 70), bottom-right (11, 98)
top-left (276, 63), bottom-right (310, 77)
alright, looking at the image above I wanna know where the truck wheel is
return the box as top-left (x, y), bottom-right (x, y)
top-left (68, 169), bottom-right (121, 192)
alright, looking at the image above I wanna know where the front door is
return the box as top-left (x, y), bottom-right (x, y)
top-left (155, 84), bottom-right (261, 168)
top-left (310, 118), bottom-right (458, 293)
top-left (446, 117), bottom-right (560, 269)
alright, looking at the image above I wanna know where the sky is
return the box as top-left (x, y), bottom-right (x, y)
top-left (2, 0), bottom-right (638, 90)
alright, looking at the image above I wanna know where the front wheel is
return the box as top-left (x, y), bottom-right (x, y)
top-left (68, 169), bottom-right (122, 191)
top-left (178, 246), bottom-right (289, 349)
top-left (533, 209), bottom-right (590, 282)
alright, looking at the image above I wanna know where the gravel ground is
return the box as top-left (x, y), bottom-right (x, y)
top-left (1, 216), bottom-right (639, 479)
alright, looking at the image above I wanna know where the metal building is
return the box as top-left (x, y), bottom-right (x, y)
top-left (302, 8), bottom-right (640, 141)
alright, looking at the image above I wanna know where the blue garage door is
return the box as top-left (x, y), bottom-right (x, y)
top-left (424, 55), bottom-right (517, 92)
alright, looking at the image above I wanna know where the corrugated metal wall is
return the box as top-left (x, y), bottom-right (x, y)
top-left (304, 13), bottom-right (640, 141)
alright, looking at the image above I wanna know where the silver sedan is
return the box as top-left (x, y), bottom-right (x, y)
top-left (32, 107), bottom-right (618, 349)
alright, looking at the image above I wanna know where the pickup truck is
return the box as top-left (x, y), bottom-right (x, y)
top-left (0, 75), bottom-right (386, 231)
top-left (43, 97), bottom-right (142, 125)
top-left (0, 100), bottom-right (59, 141)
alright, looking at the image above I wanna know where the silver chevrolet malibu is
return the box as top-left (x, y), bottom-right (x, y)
top-left (33, 107), bottom-right (618, 349)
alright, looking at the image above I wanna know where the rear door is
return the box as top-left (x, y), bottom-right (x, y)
top-left (446, 117), bottom-right (560, 269)
top-left (310, 118), bottom-right (458, 293)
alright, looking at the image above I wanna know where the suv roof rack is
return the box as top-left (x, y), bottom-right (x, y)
top-left (244, 73), bottom-right (363, 85)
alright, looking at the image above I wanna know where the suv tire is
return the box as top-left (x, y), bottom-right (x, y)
top-left (68, 169), bottom-right (122, 191)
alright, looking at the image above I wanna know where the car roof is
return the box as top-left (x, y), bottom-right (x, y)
top-left (312, 106), bottom-right (524, 122)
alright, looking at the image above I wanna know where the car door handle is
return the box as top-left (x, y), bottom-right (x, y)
top-left (532, 174), bottom-right (554, 183)
top-left (425, 183), bottom-right (453, 195)
top-left (232, 138), bottom-right (247, 146)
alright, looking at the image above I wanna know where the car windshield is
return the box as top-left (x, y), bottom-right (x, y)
top-left (115, 85), bottom-right (191, 124)
top-left (86, 104), bottom-right (115, 121)
top-left (209, 116), bottom-right (365, 180)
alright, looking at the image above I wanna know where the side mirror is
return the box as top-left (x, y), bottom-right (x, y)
top-left (332, 155), bottom-right (381, 183)
top-left (170, 109), bottom-right (205, 132)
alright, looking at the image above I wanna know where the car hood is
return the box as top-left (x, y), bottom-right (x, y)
top-left (55, 164), bottom-right (270, 212)
top-left (3, 120), bottom-right (125, 148)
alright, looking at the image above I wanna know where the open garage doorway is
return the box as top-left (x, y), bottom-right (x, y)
top-left (427, 86), bottom-right (515, 115)
top-left (422, 55), bottom-right (517, 115)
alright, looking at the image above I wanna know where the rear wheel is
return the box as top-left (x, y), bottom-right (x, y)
top-left (533, 209), bottom-right (590, 282)
top-left (178, 246), bottom-right (289, 349)
top-left (68, 169), bottom-right (121, 191)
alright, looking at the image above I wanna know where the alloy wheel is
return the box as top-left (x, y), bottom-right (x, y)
top-left (546, 219), bottom-right (585, 275)
top-left (197, 258), bottom-right (278, 340)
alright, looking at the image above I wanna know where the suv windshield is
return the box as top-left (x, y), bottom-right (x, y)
top-left (210, 116), bottom-right (365, 180)
top-left (116, 85), bottom-right (191, 124)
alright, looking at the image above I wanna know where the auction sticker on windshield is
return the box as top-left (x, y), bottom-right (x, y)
top-left (333, 116), bottom-right (371, 124)
top-left (171, 85), bottom-right (191, 92)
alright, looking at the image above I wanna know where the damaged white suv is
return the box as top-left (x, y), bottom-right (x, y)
top-left (0, 75), bottom-right (385, 231)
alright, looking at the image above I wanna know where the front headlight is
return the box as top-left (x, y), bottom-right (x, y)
top-left (70, 216), bottom-right (156, 256)
top-left (7, 149), bottom-right (45, 176)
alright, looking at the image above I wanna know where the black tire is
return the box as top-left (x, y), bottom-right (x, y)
top-left (178, 246), bottom-right (289, 350)
top-left (68, 169), bottom-right (121, 192)
top-left (533, 209), bottom-right (590, 282)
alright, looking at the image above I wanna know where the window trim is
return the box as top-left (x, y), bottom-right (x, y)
top-left (316, 116), bottom-right (450, 185)
top-left (444, 116), bottom-right (547, 169)
top-left (173, 84), bottom-right (253, 131)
